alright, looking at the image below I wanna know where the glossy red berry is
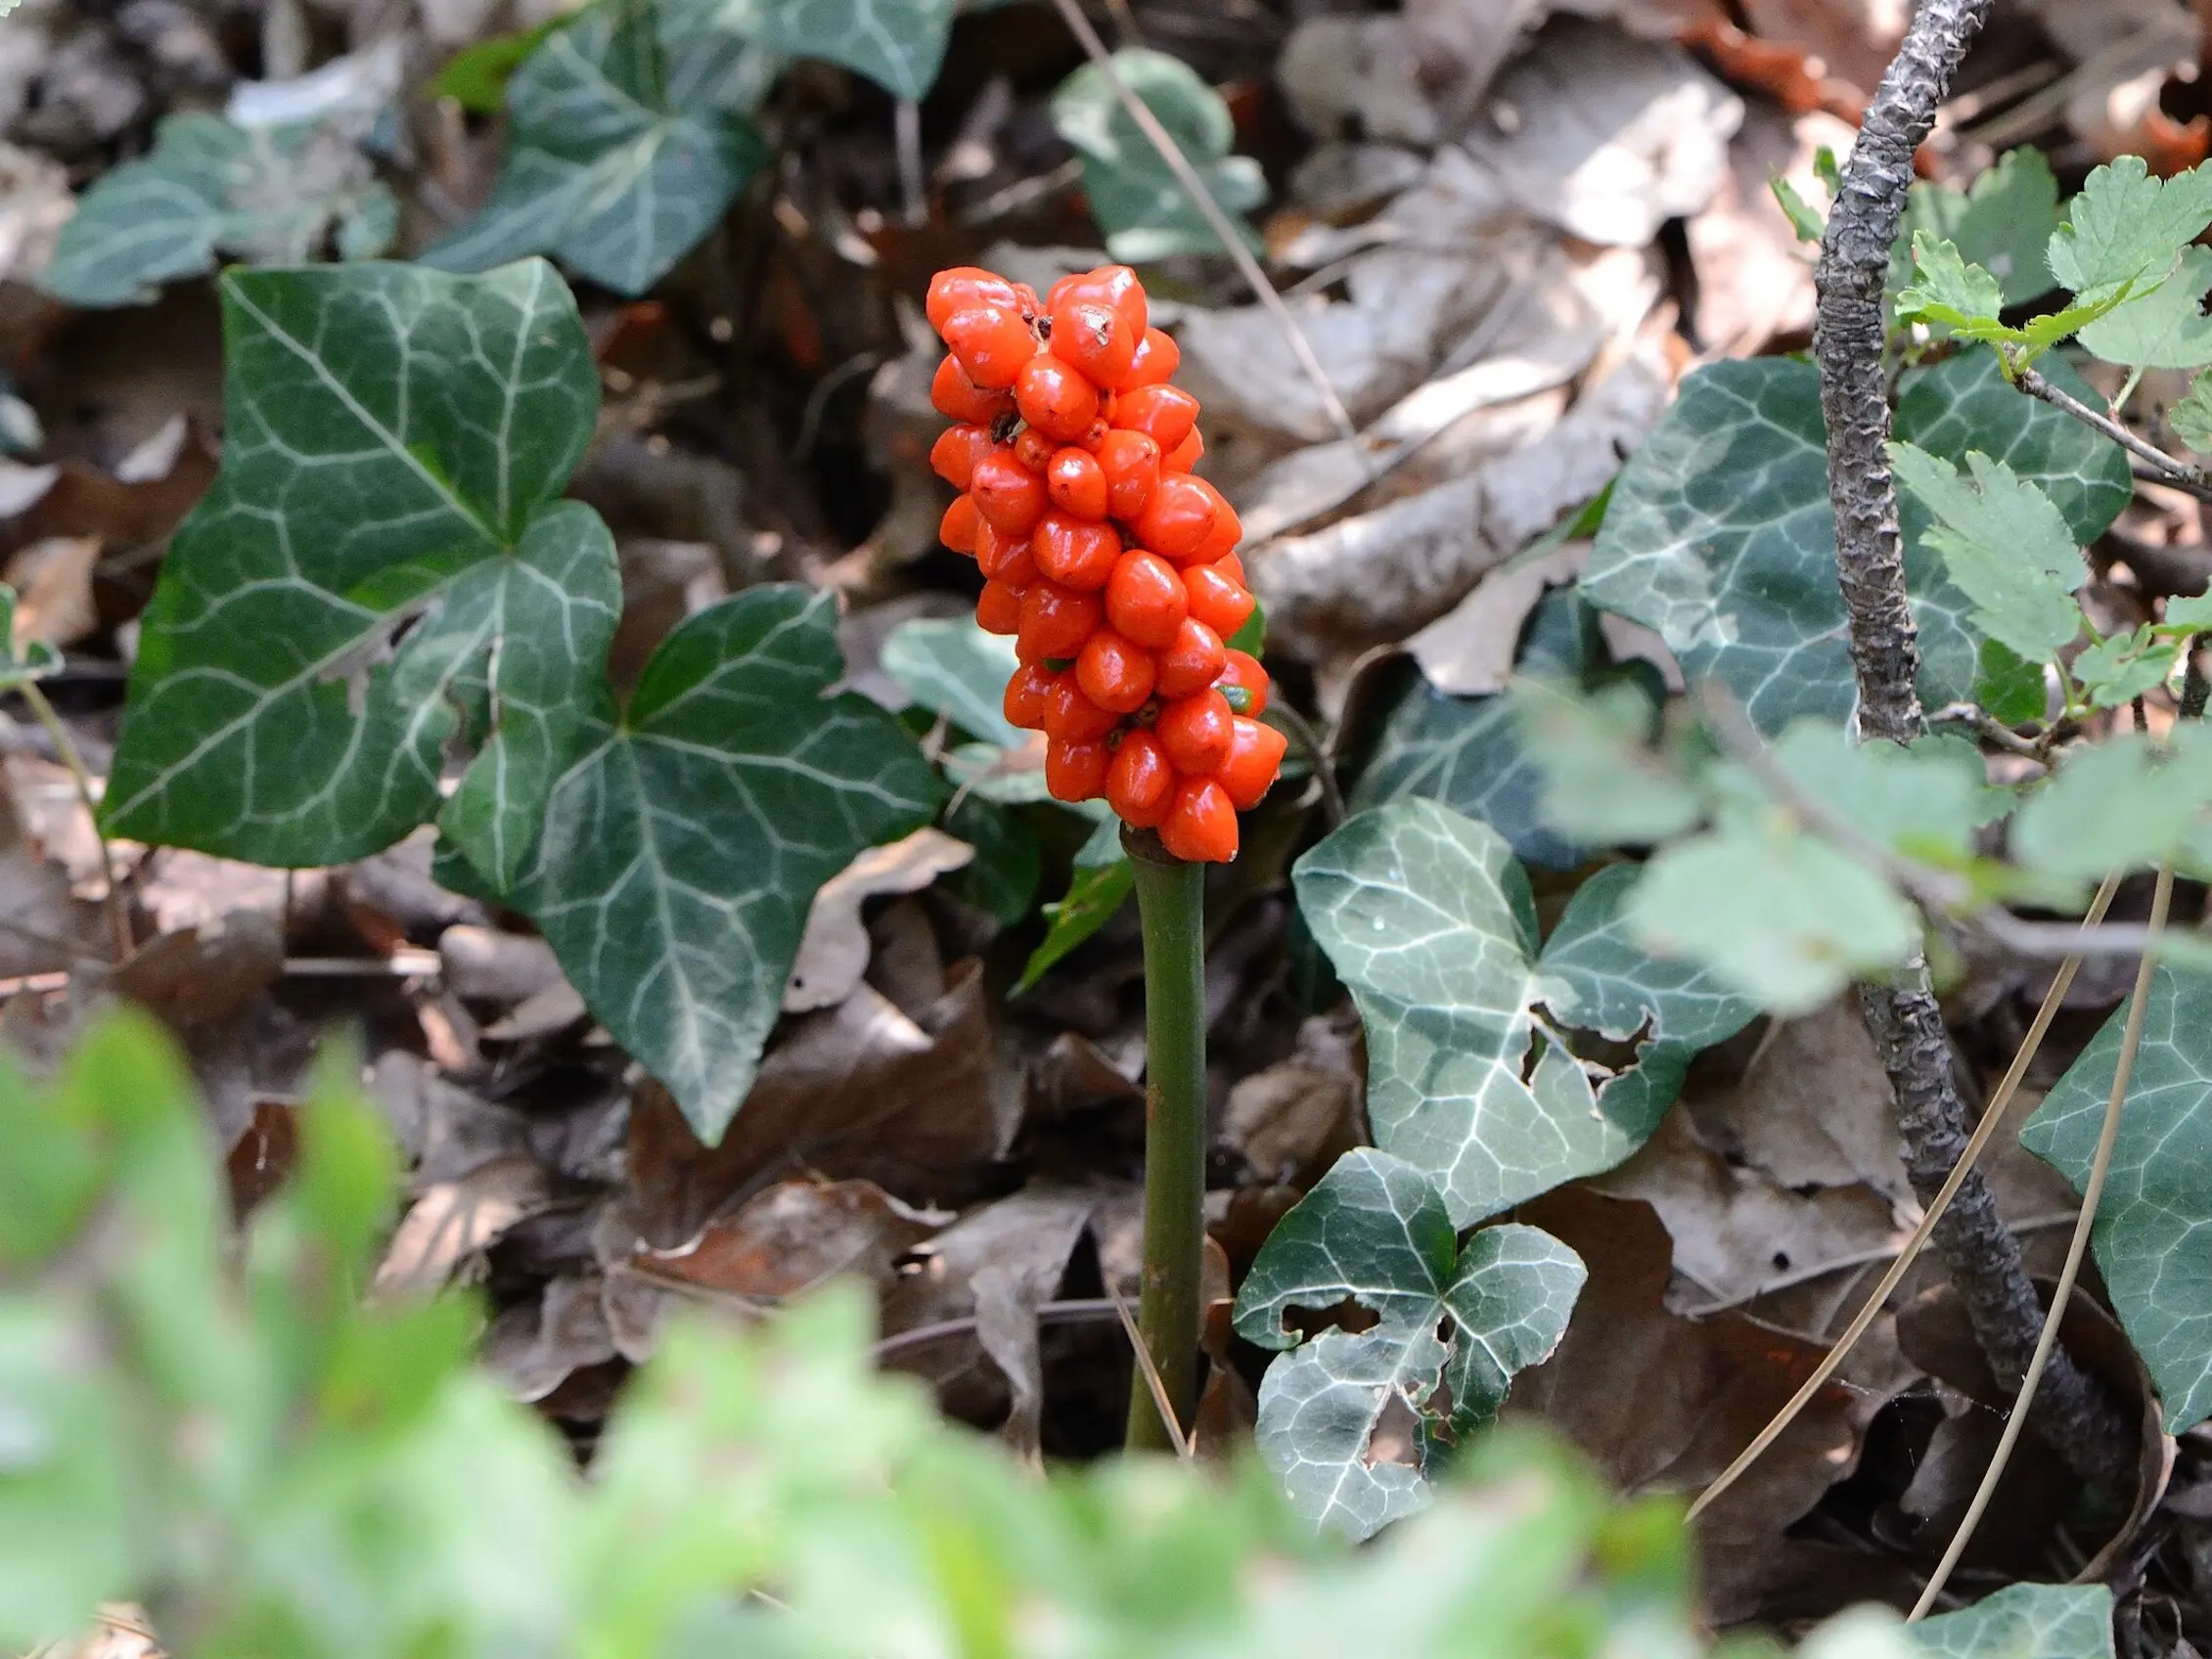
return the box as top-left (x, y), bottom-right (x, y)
top-left (1153, 616), bottom-right (1228, 699)
top-left (939, 495), bottom-right (979, 555)
top-left (977, 525), bottom-right (1041, 588)
top-left (1016, 355), bottom-right (1103, 445)
top-left (970, 451), bottom-right (1048, 537)
top-left (1043, 671), bottom-right (1120, 742)
top-left (976, 578), bottom-right (1023, 635)
top-left (942, 305), bottom-right (1038, 389)
top-left (1046, 736), bottom-right (1110, 802)
top-left (1097, 428), bottom-right (1161, 520)
top-left (1132, 473), bottom-right (1219, 562)
top-left (1004, 663), bottom-right (1053, 731)
top-left (927, 267), bottom-right (1023, 333)
top-left (1160, 777), bottom-right (1238, 863)
top-left (1049, 265), bottom-right (1147, 340)
top-left (1016, 581), bottom-right (1103, 664)
top-left (1034, 513), bottom-right (1121, 590)
top-left (1105, 550), bottom-right (1189, 650)
top-left (1155, 689), bottom-right (1234, 776)
top-left (1013, 427), bottom-right (1056, 473)
top-left (1114, 384), bottom-right (1200, 451)
top-left (929, 423), bottom-right (994, 490)
top-left (1048, 297), bottom-right (1139, 388)
top-left (1106, 730), bottom-right (1175, 828)
top-left (1220, 717), bottom-right (1287, 811)
top-left (1046, 447), bottom-right (1110, 521)
top-left (1218, 649), bottom-right (1268, 716)
top-left (1076, 627), bottom-right (1157, 714)
top-left (931, 355), bottom-right (1013, 424)
top-left (1164, 430), bottom-right (1203, 472)
top-left (1122, 327), bottom-right (1180, 388)
top-left (1185, 562), bottom-right (1255, 639)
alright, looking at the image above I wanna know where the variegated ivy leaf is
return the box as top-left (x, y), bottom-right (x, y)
top-left (1909, 1582), bottom-right (2114, 1659)
top-left (1292, 798), bottom-right (1758, 1226)
top-left (41, 112), bottom-right (395, 308)
top-left (423, 0), bottom-right (775, 297)
top-left (1051, 49), bottom-right (1265, 262)
top-left (1887, 442), bottom-right (2087, 664)
top-left (755, 0), bottom-right (954, 100)
top-left (1231, 1148), bottom-right (1585, 1541)
top-left (1582, 353), bottom-right (2129, 736)
top-left (106, 260), bottom-right (615, 891)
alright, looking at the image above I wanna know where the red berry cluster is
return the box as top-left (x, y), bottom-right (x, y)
top-left (926, 263), bottom-right (1285, 864)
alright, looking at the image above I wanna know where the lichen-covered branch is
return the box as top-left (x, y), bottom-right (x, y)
top-left (1816, 0), bottom-right (2135, 1495)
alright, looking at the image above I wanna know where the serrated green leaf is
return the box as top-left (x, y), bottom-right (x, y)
top-left (505, 586), bottom-right (935, 1142)
top-left (2008, 725), bottom-right (2212, 882)
top-left (2022, 966), bottom-right (2212, 1432)
top-left (1015, 856), bottom-right (1132, 993)
top-left (1770, 721), bottom-right (1997, 867)
top-left (1231, 1148), bottom-right (1583, 1541)
top-left (754, 0), bottom-right (953, 100)
top-left (106, 261), bottom-right (618, 884)
top-left (1974, 637), bottom-right (2049, 726)
top-left (2167, 592), bottom-right (2212, 631)
top-left (423, 0), bottom-right (775, 297)
top-left (1540, 864), bottom-right (1760, 1050)
top-left (880, 616), bottom-right (1020, 747)
top-left (2076, 244), bottom-right (2212, 369)
top-left (2073, 624), bottom-right (2178, 708)
top-left (1772, 173), bottom-right (1823, 244)
top-left (1887, 442), bottom-right (2086, 662)
top-left (1896, 234), bottom-right (2011, 340)
top-left (2171, 371), bottom-right (2212, 453)
top-left (1051, 48), bottom-right (1265, 262)
top-left (2048, 155), bottom-right (2212, 301)
top-left (1908, 1582), bottom-right (2114, 1659)
top-left (1294, 798), bottom-right (1748, 1224)
top-left (1583, 353), bottom-right (2129, 736)
top-left (1627, 818), bottom-right (1920, 1015)
top-left (1894, 146), bottom-right (2062, 308)
top-left (41, 112), bottom-right (395, 308)
top-left (1512, 677), bottom-right (1701, 847)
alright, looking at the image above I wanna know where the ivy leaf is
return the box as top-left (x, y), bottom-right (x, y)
top-left (880, 616), bottom-right (1021, 747)
top-left (1894, 145), bottom-right (2062, 308)
top-left (2023, 966), bottom-right (2212, 1431)
top-left (2008, 726), bottom-right (2212, 882)
top-left (2171, 371), bottom-right (2212, 453)
top-left (1294, 798), bottom-right (1753, 1224)
top-left (1896, 234), bottom-right (2010, 341)
top-left (2047, 155), bottom-right (2212, 302)
top-left (1051, 48), bottom-right (1265, 262)
top-left (754, 0), bottom-right (953, 100)
top-left (507, 586), bottom-right (936, 1142)
top-left (1231, 1148), bottom-right (1584, 1541)
top-left (2073, 624), bottom-right (2177, 709)
top-left (41, 112), bottom-right (395, 308)
top-left (422, 0), bottom-right (775, 297)
top-left (1583, 353), bottom-right (2129, 736)
top-left (1908, 1583), bottom-right (2114, 1659)
top-left (1014, 856), bottom-right (1132, 994)
top-left (106, 260), bottom-right (617, 887)
top-left (2077, 244), bottom-right (2212, 369)
top-left (944, 795), bottom-right (1038, 926)
top-left (1511, 678), bottom-right (1700, 846)
top-left (1887, 442), bottom-right (2087, 663)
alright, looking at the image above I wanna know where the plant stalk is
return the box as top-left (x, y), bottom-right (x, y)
top-left (1123, 828), bottom-right (1206, 1452)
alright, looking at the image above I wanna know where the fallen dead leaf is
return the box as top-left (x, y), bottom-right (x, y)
top-left (372, 1152), bottom-right (566, 1299)
top-left (5, 532), bottom-right (98, 648)
top-left (482, 1274), bottom-right (619, 1403)
top-left (1683, 106), bottom-right (1855, 358)
top-left (785, 828), bottom-right (974, 1012)
top-left (1404, 538), bottom-right (1589, 695)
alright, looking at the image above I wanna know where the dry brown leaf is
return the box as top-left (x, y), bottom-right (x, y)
top-left (438, 923), bottom-right (564, 1005)
top-left (372, 1152), bottom-right (565, 1299)
top-left (4, 533), bottom-right (96, 649)
top-left (785, 828), bottom-right (974, 1013)
top-left (482, 1274), bottom-right (619, 1402)
top-left (0, 140), bottom-right (71, 286)
top-left (1684, 106), bottom-right (1855, 358)
top-left (632, 1175), bottom-right (943, 1302)
top-left (1404, 538), bottom-right (1589, 695)
top-left (1738, 0), bottom-right (1906, 97)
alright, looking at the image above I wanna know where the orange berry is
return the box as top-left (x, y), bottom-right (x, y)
top-left (1049, 297), bottom-right (1139, 388)
top-left (1114, 384), bottom-right (1200, 451)
top-left (978, 525), bottom-right (1041, 587)
top-left (1004, 663), bottom-right (1053, 731)
top-left (1217, 649), bottom-right (1268, 716)
top-left (1165, 430), bottom-right (1204, 471)
top-left (1012, 281), bottom-right (1042, 322)
top-left (1191, 504), bottom-right (1241, 566)
top-left (1160, 777), bottom-right (1238, 863)
top-left (1105, 550), bottom-right (1189, 649)
top-left (970, 451), bottom-right (1047, 537)
top-left (930, 423), bottom-right (995, 490)
top-left (1185, 562), bottom-right (1255, 638)
top-left (976, 578), bottom-right (1023, 635)
top-left (1132, 473), bottom-right (1219, 561)
top-left (931, 355), bottom-right (1013, 425)
top-left (1213, 550), bottom-right (1248, 586)
top-left (1046, 736), bottom-right (1110, 803)
top-left (1156, 689), bottom-right (1234, 776)
top-left (942, 305), bottom-right (1038, 390)
top-left (1220, 717), bottom-right (1288, 811)
top-left (1122, 327), bottom-right (1180, 389)
top-left (1016, 581), bottom-right (1103, 664)
top-left (1043, 671), bottom-right (1119, 741)
top-left (927, 267), bottom-right (1022, 333)
top-left (1034, 513), bottom-right (1121, 590)
top-left (1046, 447), bottom-right (1110, 520)
top-left (1076, 627), bottom-right (1156, 713)
top-left (1014, 427), bottom-right (1056, 473)
top-left (1106, 730), bottom-right (1175, 828)
top-left (939, 495), bottom-right (979, 555)
top-left (1154, 616), bottom-right (1228, 698)
top-left (1016, 355), bottom-right (1103, 444)
top-left (1097, 429), bottom-right (1161, 520)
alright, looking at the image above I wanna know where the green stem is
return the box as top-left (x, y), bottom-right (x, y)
top-left (1123, 828), bottom-right (1206, 1453)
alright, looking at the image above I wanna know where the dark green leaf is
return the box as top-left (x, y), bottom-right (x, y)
top-left (945, 794), bottom-right (1039, 926)
top-left (430, 17), bottom-right (571, 112)
top-left (880, 616), bottom-right (1020, 747)
top-left (755, 0), bottom-right (954, 101)
top-left (1974, 638), bottom-right (2049, 726)
top-left (1015, 856), bottom-right (1132, 993)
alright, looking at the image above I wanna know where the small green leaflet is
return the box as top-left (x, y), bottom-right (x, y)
top-left (1886, 442), bottom-right (2086, 662)
top-left (1772, 173), bottom-right (1823, 243)
top-left (1051, 49), bottom-right (1265, 262)
top-left (1893, 145), bottom-right (2062, 308)
top-left (2076, 243), bottom-right (2212, 369)
top-left (1510, 677), bottom-right (1700, 846)
top-left (2047, 154), bottom-right (2212, 301)
top-left (2024, 967), bottom-right (2212, 1432)
top-left (2171, 371), bottom-right (2212, 453)
top-left (1231, 1148), bottom-right (1584, 1541)
top-left (1909, 1583), bottom-right (2114, 1659)
top-left (430, 17), bottom-right (572, 112)
top-left (107, 260), bottom-right (614, 885)
top-left (2072, 625), bottom-right (2177, 709)
top-left (754, 0), bottom-right (954, 101)
top-left (1896, 233), bottom-right (2006, 339)
top-left (1974, 637), bottom-right (2049, 726)
top-left (1293, 798), bottom-right (1758, 1225)
top-left (423, 0), bottom-right (775, 297)
top-left (2008, 726), bottom-right (2212, 883)
top-left (1015, 856), bottom-right (1132, 993)
top-left (506, 587), bottom-right (936, 1142)
top-left (41, 112), bottom-right (395, 308)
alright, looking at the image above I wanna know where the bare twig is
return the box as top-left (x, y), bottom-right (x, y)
top-left (19, 683), bottom-right (128, 964)
top-left (2183, 632), bottom-right (2211, 720)
top-left (1927, 699), bottom-right (2047, 760)
top-left (1688, 871), bottom-right (2123, 1520)
top-left (895, 100), bottom-right (926, 228)
top-left (1042, 0), bottom-right (1359, 448)
top-left (2016, 366), bottom-right (2212, 501)
top-left (1912, 860), bottom-right (2174, 1617)
top-left (1267, 696), bottom-right (1342, 829)
top-left (1107, 1276), bottom-right (1193, 1459)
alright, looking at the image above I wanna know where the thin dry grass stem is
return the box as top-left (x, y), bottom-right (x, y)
top-left (1687, 869), bottom-right (2125, 1522)
top-left (1042, 0), bottom-right (1360, 449)
top-left (20, 682), bottom-right (129, 964)
top-left (1910, 861), bottom-right (2173, 1618)
top-left (1107, 1276), bottom-right (1193, 1458)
